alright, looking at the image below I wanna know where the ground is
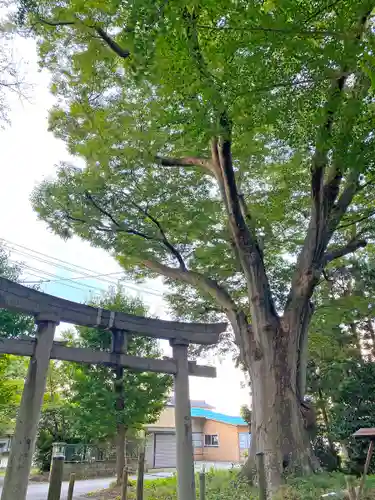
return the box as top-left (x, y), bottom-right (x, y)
top-left (87, 471), bottom-right (375, 500)
top-left (0, 461), bottom-right (237, 499)
top-left (0, 472), bottom-right (179, 499)
top-left (2, 465), bottom-right (375, 499)
top-left (0, 476), bottom-right (113, 499)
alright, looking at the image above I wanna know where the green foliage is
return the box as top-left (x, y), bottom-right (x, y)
top-left (19, 0), bottom-right (375, 327)
top-left (0, 246), bottom-right (34, 434)
top-left (0, 355), bottom-right (27, 435)
top-left (311, 432), bottom-right (340, 473)
top-left (34, 361), bottom-right (78, 470)
top-left (330, 362), bottom-right (375, 476)
top-left (240, 405), bottom-right (251, 427)
top-left (93, 470), bottom-right (375, 500)
top-left (63, 288), bottom-right (172, 443)
top-left (0, 246), bottom-right (35, 338)
top-left (34, 289), bottom-right (172, 469)
top-left (16, 1), bottom-right (375, 480)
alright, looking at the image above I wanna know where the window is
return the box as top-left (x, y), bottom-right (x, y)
top-left (204, 434), bottom-right (219, 447)
top-left (192, 432), bottom-right (203, 448)
top-left (238, 432), bottom-right (251, 450)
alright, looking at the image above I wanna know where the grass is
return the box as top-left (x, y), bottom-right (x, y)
top-left (87, 469), bottom-right (375, 500)
top-left (0, 467), bottom-right (40, 478)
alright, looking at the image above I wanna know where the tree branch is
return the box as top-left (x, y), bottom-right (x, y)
top-left (310, 70), bottom-right (348, 227)
top-left (337, 208), bottom-right (375, 230)
top-left (328, 170), bottom-right (361, 233)
top-left (131, 202), bottom-right (187, 271)
top-left (35, 16), bottom-right (76, 27)
top-left (285, 8), bottom-right (372, 322)
top-left (311, 8), bottom-right (371, 232)
top-left (323, 238), bottom-right (367, 264)
top-left (35, 16), bottom-right (130, 59)
top-left (157, 156), bottom-right (214, 175)
top-left (81, 193), bottom-right (157, 240)
top-left (85, 191), bottom-right (122, 229)
top-left (142, 259), bottom-right (236, 311)
top-left (94, 27), bottom-right (130, 59)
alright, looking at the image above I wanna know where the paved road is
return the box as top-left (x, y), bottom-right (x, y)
top-left (0, 477), bottom-right (114, 499)
top-left (0, 472), bottom-right (176, 499)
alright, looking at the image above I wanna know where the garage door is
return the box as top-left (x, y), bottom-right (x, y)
top-left (154, 433), bottom-right (176, 468)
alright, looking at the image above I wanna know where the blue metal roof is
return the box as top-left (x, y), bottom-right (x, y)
top-left (191, 407), bottom-right (247, 426)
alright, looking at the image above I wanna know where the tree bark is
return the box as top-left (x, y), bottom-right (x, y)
top-left (236, 317), bottom-right (318, 492)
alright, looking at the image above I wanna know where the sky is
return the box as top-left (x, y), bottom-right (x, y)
top-left (0, 34), bottom-right (249, 415)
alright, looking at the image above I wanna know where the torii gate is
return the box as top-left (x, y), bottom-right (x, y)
top-left (0, 277), bottom-right (226, 500)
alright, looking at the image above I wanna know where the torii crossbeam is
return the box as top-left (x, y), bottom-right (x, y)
top-left (0, 278), bottom-right (226, 500)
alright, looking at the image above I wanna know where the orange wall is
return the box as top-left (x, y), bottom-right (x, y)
top-left (201, 420), bottom-right (240, 462)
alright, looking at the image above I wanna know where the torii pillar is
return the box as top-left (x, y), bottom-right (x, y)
top-left (1, 314), bottom-right (59, 500)
top-left (171, 340), bottom-right (195, 500)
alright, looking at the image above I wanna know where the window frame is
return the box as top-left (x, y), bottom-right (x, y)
top-left (204, 434), bottom-right (219, 447)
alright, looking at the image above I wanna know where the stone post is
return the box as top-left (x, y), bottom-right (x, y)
top-left (170, 339), bottom-right (195, 500)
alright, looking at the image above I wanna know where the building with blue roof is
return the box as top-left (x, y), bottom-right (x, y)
top-left (145, 399), bottom-right (251, 469)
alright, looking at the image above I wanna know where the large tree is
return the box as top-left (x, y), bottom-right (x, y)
top-left (19, 0), bottom-right (375, 489)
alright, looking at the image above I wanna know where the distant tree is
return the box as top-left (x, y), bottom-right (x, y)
top-left (0, 246), bottom-right (35, 338)
top-left (0, 355), bottom-right (27, 435)
top-left (329, 361), bottom-right (375, 475)
top-left (65, 289), bottom-right (173, 484)
top-left (34, 361), bottom-right (77, 471)
top-left (0, 245), bottom-right (35, 434)
top-left (240, 405), bottom-right (251, 432)
top-left (0, 8), bottom-right (27, 125)
top-left (306, 255), bottom-right (375, 472)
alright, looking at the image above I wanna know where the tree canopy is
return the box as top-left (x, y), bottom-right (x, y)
top-left (23, 0), bottom-right (375, 318)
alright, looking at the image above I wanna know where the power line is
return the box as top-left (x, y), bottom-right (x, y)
top-left (9, 260), bottom-right (108, 294)
top-left (4, 238), bottom-right (163, 294)
top-left (21, 271), bottom-right (123, 284)
top-left (21, 270), bottom-right (98, 295)
top-left (5, 242), bottom-right (122, 286)
top-left (1, 238), bottom-right (164, 297)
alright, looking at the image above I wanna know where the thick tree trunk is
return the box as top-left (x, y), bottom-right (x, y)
top-left (238, 319), bottom-right (318, 493)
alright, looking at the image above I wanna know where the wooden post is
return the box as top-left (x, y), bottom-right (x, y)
top-left (357, 440), bottom-right (374, 499)
top-left (171, 339), bottom-right (195, 500)
top-left (136, 448), bottom-right (145, 500)
top-left (67, 473), bottom-right (76, 500)
top-left (136, 447), bottom-right (145, 500)
top-left (121, 467), bottom-right (129, 500)
top-left (1, 316), bottom-right (58, 500)
top-left (47, 456), bottom-right (64, 500)
top-left (199, 471), bottom-right (206, 500)
top-left (256, 452), bottom-right (267, 500)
